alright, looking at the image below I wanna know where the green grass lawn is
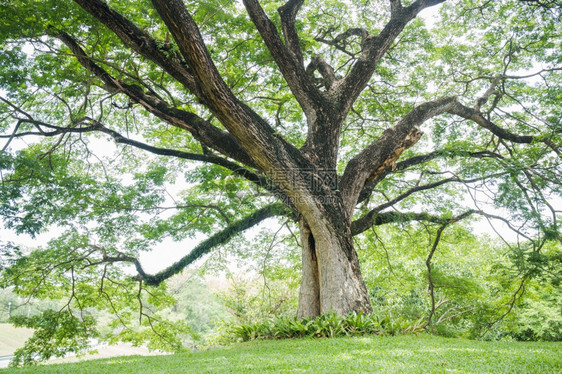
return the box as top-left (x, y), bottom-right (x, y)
top-left (1, 334), bottom-right (560, 373)
top-left (0, 324), bottom-right (34, 357)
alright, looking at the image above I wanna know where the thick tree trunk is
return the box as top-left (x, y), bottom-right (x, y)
top-left (297, 219), bottom-right (372, 318)
top-left (297, 223), bottom-right (321, 317)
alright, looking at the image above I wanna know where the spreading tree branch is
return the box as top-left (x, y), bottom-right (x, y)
top-left (425, 223), bottom-right (446, 330)
top-left (352, 211), bottom-right (450, 235)
top-left (50, 28), bottom-right (257, 168)
top-left (149, 0), bottom-right (312, 182)
top-left (343, 91), bottom-right (557, 215)
top-left (315, 28), bottom-right (369, 57)
top-left (356, 150), bottom-right (505, 204)
top-left (0, 114), bottom-right (291, 203)
top-left (84, 204), bottom-right (290, 286)
top-left (72, 0), bottom-right (198, 93)
top-left (243, 0), bottom-right (324, 115)
top-left (341, 96), bottom-right (458, 214)
top-left (278, 0), bottom-right (305, 65)
top-left (351, 173), bottom-right (506, 235)
top-left (423, 210), bottom-right (475, 329)
top-left (334, 0), bottom-right (447, 113)
top-left (448, 102), bottom-right (534, 144)
top-left (137, 203), bottom-right (289, 285)
top-left (306, 55), bottom-right (337, 90)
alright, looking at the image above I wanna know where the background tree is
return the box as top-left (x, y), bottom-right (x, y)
top-left (0, 0), bottom-right (560, 362)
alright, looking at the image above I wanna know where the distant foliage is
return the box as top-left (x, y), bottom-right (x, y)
top-left (357, 224), bottom-right (562, 342)
top-left (216, 275), bottom-right (299, 324)
top-left (162, 271), bottom-right (230, 347)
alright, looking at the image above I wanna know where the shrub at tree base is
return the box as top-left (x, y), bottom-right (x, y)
top-left (224, 311), bottom-right (423, 342)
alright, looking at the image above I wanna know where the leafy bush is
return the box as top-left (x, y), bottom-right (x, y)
top-left (504, 283), bottom-right (562, 342)
top-left (222, 311), bottom-right (422, 342)
top-left (10, 309), bottom-right (97, 367)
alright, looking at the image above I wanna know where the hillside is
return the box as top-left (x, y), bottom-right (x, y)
top-left (0, 324), bottom-right (33, 357)
top-left (1, 334), bottom-right (560, 373)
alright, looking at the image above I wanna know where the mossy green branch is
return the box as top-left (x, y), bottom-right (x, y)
top-left (140, 203), bottom-right (289, 286)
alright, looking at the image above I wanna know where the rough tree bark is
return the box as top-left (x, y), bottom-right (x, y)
top-left (297, 219), bottom-right (372, 317)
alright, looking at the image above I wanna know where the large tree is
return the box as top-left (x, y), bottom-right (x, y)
top-left (0, 0), bottom-right (560, 356)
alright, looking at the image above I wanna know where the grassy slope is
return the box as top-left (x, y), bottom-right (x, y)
top-left (0, 324), bottom-right (34, 356)
top-left (1, 334), bottom-right (561, 373)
